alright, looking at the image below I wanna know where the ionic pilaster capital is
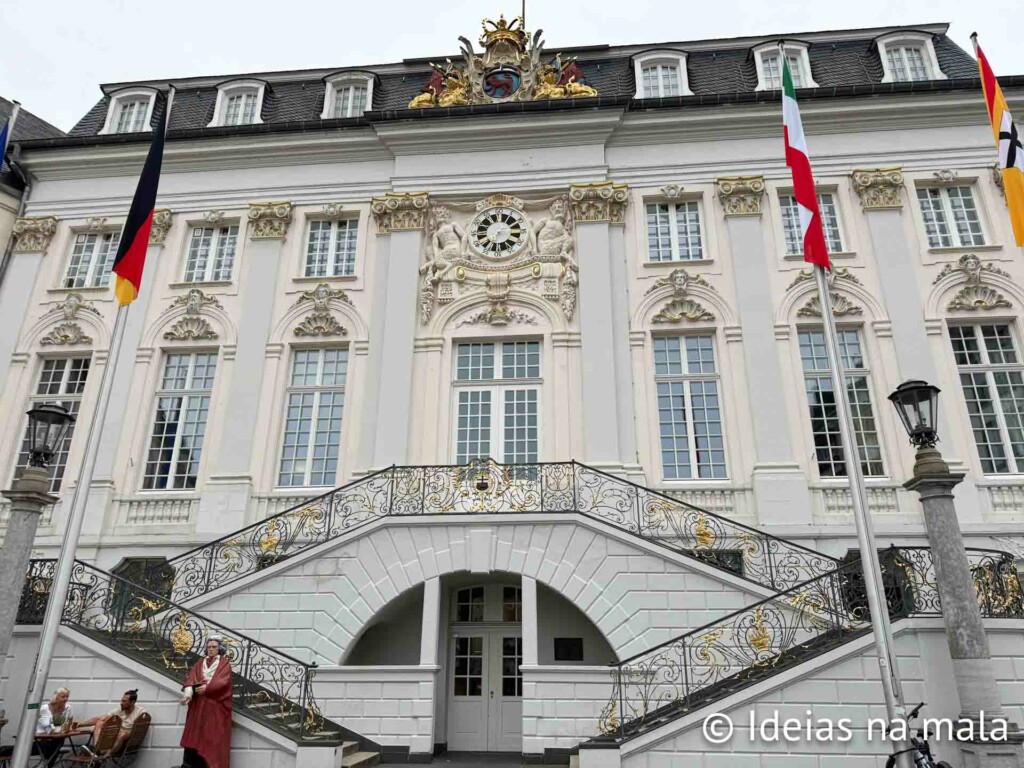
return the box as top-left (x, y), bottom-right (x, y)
top-left (12, 216), bottom-right (59, 253)
top-left (247, 201), bottom-right (293, 239)
top-left (149, 209), bottom-right (173, 245)
top-left (371, 192), bottom-right (430, 233)
top-left (851, 166), bottom-right (905, 210)
top-left (568, 182), bottom-right (629, 224)
top-left (716, 175), bottom-right (765, 216)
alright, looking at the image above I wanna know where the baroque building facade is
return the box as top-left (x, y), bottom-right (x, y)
top-left (2, 16), bottom-right (1024, 768)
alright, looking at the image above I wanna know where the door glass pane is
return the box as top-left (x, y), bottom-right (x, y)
top-left (453, 636), bottom-right (484, 697)
top-left (501, 636), bottom-right (523, 697)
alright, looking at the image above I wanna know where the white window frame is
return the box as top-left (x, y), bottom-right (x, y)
top-left (276, 346), bottom-right (349, 489)
top-left (451, 340), bottom-right (542, 465)
top-left (651, 334), bottom-right (728, 481)
top-left (63, 229), bottom-right (122, 289)
top-left (914, 184), bottom-right (988, 249)
top-left (99, 87), bottom-right (157, 135)
top-left (14, 356), bottom-right (92, 493)
top-left (142, 351), bottom-right (218, 491)
top-left (321, 72), bottom-right (374, 119)
top-left (753, 42), bottom-right (819, 91)
top-left (797, 327), bottom-right (886, 479)
top-left (209, 80), bottom-right (266, 127)
top-left (633, 50), bottom-right (692, 98)
top-left (182, 223), bottom-right (239, 283)
top-left (948, 323), bottom-right (1024, 475)
top-left (778, 190), bottom-right (847, 257)
top-left (877, 33), bottom-right (946, 84)
top-left (644, 198), bottom-right (706, 262)
top-left (303, 217), bottom-right (359, 277)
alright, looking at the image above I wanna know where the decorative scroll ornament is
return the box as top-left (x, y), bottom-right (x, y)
top-left (418, 194), bottom-right (578, 324)
top-left (203, 210), bottom-right (227, 224)
top-left (86, 217), bottom-right (109, 232)
top-left (716, 175), bottom-right (765, 216)
top-left (851, 166), bottom-right (904, 210)
top-left (407, 14), bottom-right (596, 109)
top-left (646, 267), bottom-right (718, 323)
top-left (164, 289), bottom-right (222, 341)
top-left (797, 292), bottom-right (863, 318)
top-left (991, 162), bottom-right (1006, 199)
top-left (456, 306), bottom-right (538, 326)
top-left (321, 202), bottom-right (346, 217)
top-left (148, 209), bottom-right (173, 244)
top-left (659, 184), bottom-right (685, 198)
top-left (932, 169), bottom-right (958, 183)
top-left (247, 202), bottom-right (293, 239)
top-left (291, 283), bottom-right (349, 337)
top-left (568, 182), bottom-right (629, 224)
top-left (46, 292), bottom-right (101, 321)
top-left (935, 254), bottom-right (1014, 312)
top-left (40, 322), bottom-right (93, 346)
top-left (371, 192), bottom-right (429, 233)
top-left (12, 216), bottom-right (59, 253)
top-left (786, 266), bottom-right (862, 291)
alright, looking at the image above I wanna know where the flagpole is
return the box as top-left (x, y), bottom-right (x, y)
top-left (9, 87), bottom-right (174, 768)
top-left (813, 264), bottom-right (911, 758)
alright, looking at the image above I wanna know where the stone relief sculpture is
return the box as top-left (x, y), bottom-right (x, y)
top-left (934, 253), bottom-right (1014, 312)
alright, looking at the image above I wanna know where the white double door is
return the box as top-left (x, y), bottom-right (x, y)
top-left (447, 629), bottom-right (523, 752)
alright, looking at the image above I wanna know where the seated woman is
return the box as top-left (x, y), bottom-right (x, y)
top-left (179, 636), bottom-right (233, 768)
top-left (0, 687), bottom-right (75, 766)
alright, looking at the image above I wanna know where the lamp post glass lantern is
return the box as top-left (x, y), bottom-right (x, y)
top-left (888, 380), bottom-right (940, 448)
top-left (25, 403), bottom-right (75, 468)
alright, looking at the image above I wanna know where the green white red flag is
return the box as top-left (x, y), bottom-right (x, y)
top-left (781, 52), bottom-right (829, 269)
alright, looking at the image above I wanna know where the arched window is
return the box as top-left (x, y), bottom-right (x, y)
top-left (209, 80), bottom-right (266, 127)
top-left (633, 50), bottom-right (691, 98)
top-left (321, 72), bottom-right (375, 119)
top-left (876, 32), bottom-right (946, 83)
top-left (753, 41), bottom-right (818, 91)
top-left (99, 88), bottom-right (157, 135)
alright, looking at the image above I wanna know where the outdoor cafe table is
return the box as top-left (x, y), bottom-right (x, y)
top-left (33, 728), bottom-right (94, 762)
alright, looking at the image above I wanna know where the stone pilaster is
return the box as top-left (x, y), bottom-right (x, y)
top-left (851, 165), bottom-right (980, 518)
top-left (717, 175), bottom-right (812, 526)
top-left (196, 203), bottom-right (293, 538)
top-left (366, 193), bottom-right (428, 468)
top-left (569, 182), bottom-right (639, 477)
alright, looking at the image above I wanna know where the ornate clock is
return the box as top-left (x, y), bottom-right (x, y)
top-left (469, 207), bottom-right (529, 259)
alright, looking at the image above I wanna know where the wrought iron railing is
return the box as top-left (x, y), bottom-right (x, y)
top-left (159, 459), bottom-right (839, 603)
top-left (17, 559), bottom-right (363, 745)
top-left (591, 546), bottom-right (1024, 744)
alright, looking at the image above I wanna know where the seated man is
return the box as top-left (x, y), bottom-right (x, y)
top-left (78, 689), bottom-right (146, 756)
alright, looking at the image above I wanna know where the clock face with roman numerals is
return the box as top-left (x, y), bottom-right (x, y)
top-left (469, 207), bottom-right (528, 259)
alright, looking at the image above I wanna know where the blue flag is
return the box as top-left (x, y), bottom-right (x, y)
top-left (0, 120), bottom-right (10, 165)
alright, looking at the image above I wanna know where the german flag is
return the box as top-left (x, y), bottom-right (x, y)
top-left (974, 36), bottom-right (1024, 246)
top-left (111, 89), bottom-right (172, 305)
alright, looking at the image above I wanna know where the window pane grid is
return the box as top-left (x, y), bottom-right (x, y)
top-left (115, 100), bottom-right (148, 133)
top-left (333, 85), bottom-right (367, 118)
top-left (143, 353), bottom-right (217, 490)
top-left (452, 635), bottom-right (483, 697)
top-left (65, 233), bottom-right (121, 289)
top-left (780, 193), bottom-right (844, 255)
top-left (888, 46), bottom-right (930, 82)
top-left (798, 330), bottom-right (884, 477)
top-left (16, 358), bottom-right (91, 492)
top-left (653, 335), bottom-right (726, 479)
top-left (951, 324), bottom-right (1024, 473)
top-left (763, 53), bottom-right (805, 89)
top-left (645, 202), bottom-right (703, 261)
top-left (224, 92), bottom-right (257, 126)
top-left (278, 348), bottom-right (349, 487)
top-left (916, 187), bottom-right (985, 248)
top-left (184, 226), bottom-right (238, 283)
top-left (454, 342), bottom-right (541, 463)
top-left (304, 220), bottom-right (358, 277)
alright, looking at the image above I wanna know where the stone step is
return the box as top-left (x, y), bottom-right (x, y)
top-left (341, 751), bottom-right (380, 768)
top-left (341, 741), bottom-right (359, 757)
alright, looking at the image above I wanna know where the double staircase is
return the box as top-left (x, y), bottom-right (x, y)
top-left (16, 459), bottom-right (1024, 760)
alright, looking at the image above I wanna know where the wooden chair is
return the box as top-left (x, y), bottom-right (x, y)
top-left (61, 715), bottom-right (121, 766)
top-left (109, 713), bottom-right (149, 767)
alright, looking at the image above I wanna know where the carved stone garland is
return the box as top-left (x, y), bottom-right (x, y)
top-left (39, 293), bottom-right (101, 346)
top-left (935, 254), bottom-right (1013, 312)
top-left (291, 283), bottom-right (350, 337)
top-left (791, 267), bottom-right (864, 318)
top-left (420, 193), bottom-right (582, 327)
top-left (164, 289), bottom-right (222, 341)
top-left (646, 268), bottom-right (717, 324)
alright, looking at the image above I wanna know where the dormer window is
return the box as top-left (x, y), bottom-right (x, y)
top-left (321, 72), bottom-right (375, 119)
top-left (634, 51), bottom-right (692, 98)
top-left (209, 80), bottom-right (266, 127)
top-left (877, 33), bottom-right (945, 83)
top-left (99, 88), bottom-right (157, 135)
top-left (754, 42), bottom-right (818, 91)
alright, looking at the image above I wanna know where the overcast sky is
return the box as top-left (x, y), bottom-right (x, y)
top-left (4, 0), bottom-right (1023, 131)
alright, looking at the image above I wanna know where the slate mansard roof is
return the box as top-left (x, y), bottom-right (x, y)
top-left (1, 96), bottom-right (65, 191)
top-left (24, 22), bottom-right (1000, 145)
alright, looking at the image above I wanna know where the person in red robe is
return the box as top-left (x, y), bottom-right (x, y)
top-left (179, 636), bottom-right (233, 768)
